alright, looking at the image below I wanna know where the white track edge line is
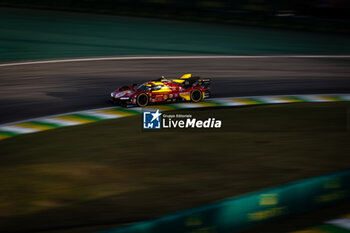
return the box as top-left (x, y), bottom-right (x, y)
top-left (1, 55), bottom-right (350, 67)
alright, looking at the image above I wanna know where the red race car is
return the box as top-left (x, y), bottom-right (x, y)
top-left (110, 74), bottom-right (211, 107)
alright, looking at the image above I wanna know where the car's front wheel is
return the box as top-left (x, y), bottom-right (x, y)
top-left (136, 93), bottom-right (149, 107)
top-left (190, 89), bottom-right (202, 102)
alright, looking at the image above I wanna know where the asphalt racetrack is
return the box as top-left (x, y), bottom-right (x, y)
top-left (0, 56), bottom-right (350, 124)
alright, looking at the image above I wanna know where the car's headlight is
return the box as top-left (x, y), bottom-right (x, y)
top-left (111, 92), bottom-right (114, 97)
top-left (115, 92), bottom-right (126, 98)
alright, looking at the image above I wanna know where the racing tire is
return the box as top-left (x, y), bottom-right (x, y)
top-left (136, 93), bottom-right (149, 107)
top-left (190, 89), bottom-right (202, 103)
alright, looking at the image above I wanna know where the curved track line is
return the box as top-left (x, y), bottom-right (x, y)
top-left (1, 55), bottom-right (350, 67)
top-left (0, 94), bottom-right (349, 141)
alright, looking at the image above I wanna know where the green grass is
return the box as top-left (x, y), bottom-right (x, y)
top-left (0, 102), bottom-right (349, 233)
top-left (1, 8), bottom-right (350, 62)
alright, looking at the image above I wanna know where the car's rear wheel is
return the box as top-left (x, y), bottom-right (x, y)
top-left (136, 93), bottom-right (149, 107)
top-left (190, 89), bottom-right (202, 102)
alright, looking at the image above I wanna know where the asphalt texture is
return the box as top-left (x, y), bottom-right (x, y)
top-left (0, 57), bottom-right (350, 124)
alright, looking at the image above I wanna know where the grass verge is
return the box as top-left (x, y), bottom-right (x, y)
top-left (0, 102), bottom-right (349, 233)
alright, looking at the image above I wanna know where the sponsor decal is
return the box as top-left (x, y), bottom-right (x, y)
top-left (143, 109), bottom-right (222, 129)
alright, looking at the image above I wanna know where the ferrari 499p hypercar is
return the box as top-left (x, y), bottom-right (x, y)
top-left (110, 74), bottom-right (211, 107)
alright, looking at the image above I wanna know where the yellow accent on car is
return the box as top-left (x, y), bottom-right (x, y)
top-left (171, 79), bottom-right (186, 83)
top-left (151, 82), bottom-right (165, 86)
top-left (180, 74), bottom-right (192, 79)
top-left (180, 92), bottom-right (191, 101)
top-left (152, 89), bottom-right (171, 93)
top-left (149, 82), bottom-right (172, 93)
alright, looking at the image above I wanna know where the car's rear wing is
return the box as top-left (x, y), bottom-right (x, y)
top-left (198, 78), bottom-right (211, 88)
top-left (183, 76), bottom-right (211, 88)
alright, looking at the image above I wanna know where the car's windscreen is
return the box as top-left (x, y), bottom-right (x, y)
top-left (137, 84), bottom-right (151, 92)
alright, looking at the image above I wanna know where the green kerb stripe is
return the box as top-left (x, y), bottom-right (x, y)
top-left (329, 95), bottom-right (348, 101)
top-left (286, 96), bottom-right (308, 102)
top-left (0, 131), bottom-right (20, 136)
top-left (111, 108), bottom-right (142, 115)
top-left (69, 114), bottom-right (103, 121)
top-left (248, 98), bottom-right (269, 104)
top-left (203, 100), bottom-right (226, 106)
top-left (164, 104), bottom-right (184, 109)
top-left (28, 121), bottom-right (62, 128)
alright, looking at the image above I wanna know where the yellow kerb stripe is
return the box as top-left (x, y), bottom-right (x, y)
top-left (147, 105), bottom-right (177, 111)
top-left (196, 102), bottom-right (218, 107)
top-left (277, 97), bottom-right (303, 103)
top-left (54, 115), bottom-right (95, 123)
top-left (97, 109), bottom-right (135, 117)
top-left (317, 95), bottom-right (341, 102)
top-left (13, 123), bottom-right (55, 131)
top-left (0, 134), bottom-right (11, 140)
top-left (231, 98), bottom-right (259, 105)
top-left (290, 229), bottom-right (327, 233)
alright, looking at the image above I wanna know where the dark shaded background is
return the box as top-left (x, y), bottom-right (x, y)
top-left (1, 0), bottom-right (350, 33)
